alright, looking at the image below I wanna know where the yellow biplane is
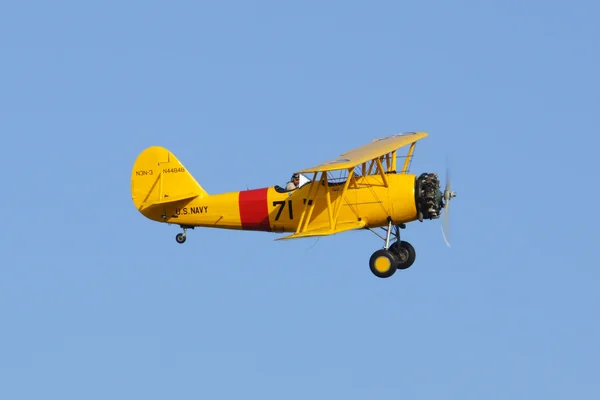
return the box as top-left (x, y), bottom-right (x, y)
top-left (130, 132), bottom-right (456, 278)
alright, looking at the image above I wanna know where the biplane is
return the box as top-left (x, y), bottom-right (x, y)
top-left (130, 132), bottom-right (456, 278)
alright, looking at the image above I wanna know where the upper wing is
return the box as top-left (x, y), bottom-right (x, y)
top-left (296, 132), bottom-right (428, 173)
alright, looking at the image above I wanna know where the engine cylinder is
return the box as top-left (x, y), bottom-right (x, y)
top-left (415, 173), bottom-right (442, 220)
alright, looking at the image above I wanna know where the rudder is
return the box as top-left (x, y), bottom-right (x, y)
top-left (131, 146), bottom-right (208, 211)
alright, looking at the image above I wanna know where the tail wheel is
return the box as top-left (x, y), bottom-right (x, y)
top-left (175, 233), bottom-right (186, 244)
top-left (389, 240), bottom-right (416, 270)
top-left (369, 249), bottom-right (397, 278)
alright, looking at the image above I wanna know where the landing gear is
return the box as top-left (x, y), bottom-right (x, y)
top-left (175, 225), bottom-right (193, 244)
top-left (367, 219), bottom-right (416, 278)
top-left (369, 249), bottom-right (397, 278)
top-left (389, 240), bottom-right (416, 270)
top-left (175, 233), bottom-right (186, 244)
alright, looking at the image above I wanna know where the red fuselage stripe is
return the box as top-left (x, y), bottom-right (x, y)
top-left (239, 188), bottom-right (271, 231)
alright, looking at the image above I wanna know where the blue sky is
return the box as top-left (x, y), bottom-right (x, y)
top-left (1, 1), bottom-right (599, 398)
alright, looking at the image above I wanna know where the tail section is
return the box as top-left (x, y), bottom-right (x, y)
top-left (131, 146), bottom-right (208, 212)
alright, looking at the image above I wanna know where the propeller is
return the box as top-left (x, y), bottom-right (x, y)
top-left (440, 163), bottom-right (456, 248)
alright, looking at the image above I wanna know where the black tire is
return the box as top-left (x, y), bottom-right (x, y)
top-left (389, 241), bottom-right (416, 269)
top-left (175, 233), bottom-right (186, 244)
top-left (369, 249), bottom-right (398, 278)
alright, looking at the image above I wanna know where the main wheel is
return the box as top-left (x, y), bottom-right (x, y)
top-left (389, 240), bottom-right (416, 269)
top-left (175, 233), bottom-right (186, 244)
top-left (369, 249), bottom-right (397, 278)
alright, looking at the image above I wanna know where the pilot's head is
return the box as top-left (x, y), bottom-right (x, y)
top-left (291, 173), bottom-right (300, 184)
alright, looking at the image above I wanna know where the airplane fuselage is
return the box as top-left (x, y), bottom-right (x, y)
top-left (139, 173), bottom-right (419, 233)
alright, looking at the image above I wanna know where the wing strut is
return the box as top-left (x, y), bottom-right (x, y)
top-left (295, 172), bottom-right (320, 234)
top-left (401, 142), bottom-right (417, 173)
top-left (332, 168), bottom-right (354, 229)
top-left (376, 158), bottom-right (388, 187)
top-left (323, 173), bottom-right (334, 229)
top-left (294, 168), bottom-right (356, 234)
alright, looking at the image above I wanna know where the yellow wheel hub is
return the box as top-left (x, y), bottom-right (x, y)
top-left (374, 256), bottom-right (391, 273)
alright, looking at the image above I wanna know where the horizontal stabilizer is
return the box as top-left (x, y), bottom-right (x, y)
top-left (139, 192), bottom-right (199, 211)
top-left (275, 220), bottom-right (366, 240)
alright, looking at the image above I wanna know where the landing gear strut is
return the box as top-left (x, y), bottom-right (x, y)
top-left (367, 219), bottom-right (416, 278)
top-left (175, 225), bottom-right (193, 244)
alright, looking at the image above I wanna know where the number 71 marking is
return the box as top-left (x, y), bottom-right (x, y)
top-left (273, 200), bottom-right (293, 220)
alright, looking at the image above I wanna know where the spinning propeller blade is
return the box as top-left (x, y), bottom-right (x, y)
top-left (441, 162), bottom-right (456, 248)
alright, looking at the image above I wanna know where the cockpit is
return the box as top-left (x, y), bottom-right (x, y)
top-left (274, 173), bottom-right (312, 193)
